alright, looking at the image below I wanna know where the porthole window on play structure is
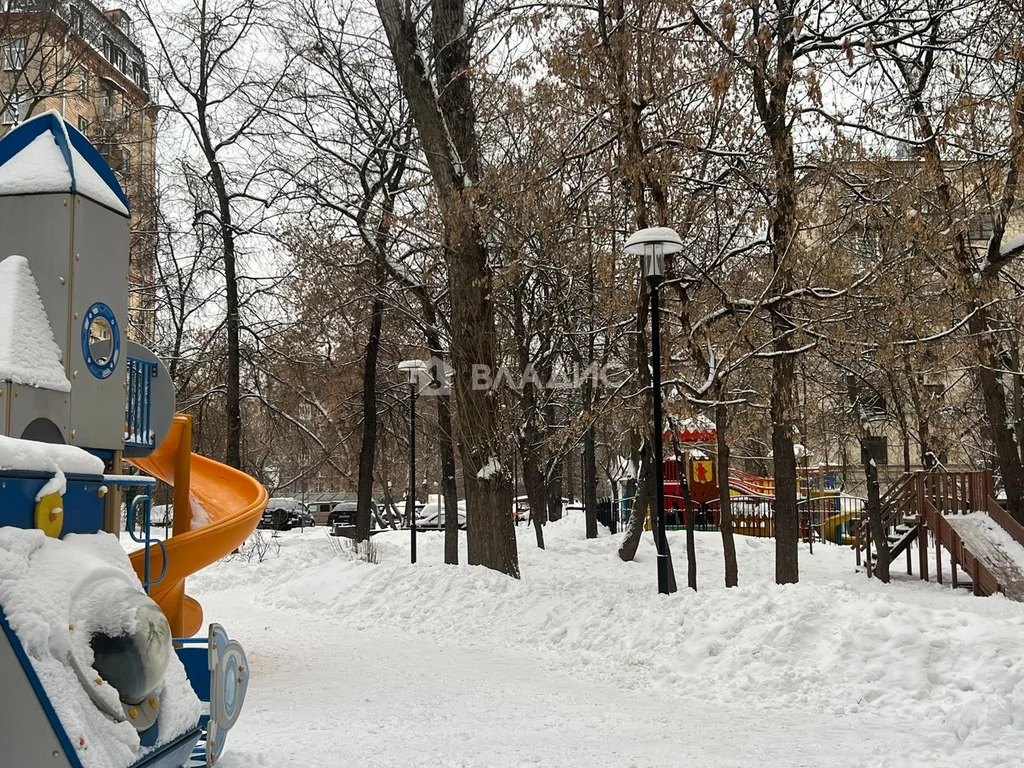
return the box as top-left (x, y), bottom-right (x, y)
top-left (82, 302), bottom-right (120, 379)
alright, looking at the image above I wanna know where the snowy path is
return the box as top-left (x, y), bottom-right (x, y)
top-left (178, 520), bottom-right (1024, 768)
top-left (204, 600), bottom-right (894, 768)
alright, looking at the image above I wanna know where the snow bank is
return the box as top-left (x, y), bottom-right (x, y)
top-left (192, 518), bottom-right (1024, 765)
top-left (0, 528), bottom-right (201, 768)
top-left (0, 255), bottom-right (71, 392)
top-left (0, 433), bottom-right (104, 475)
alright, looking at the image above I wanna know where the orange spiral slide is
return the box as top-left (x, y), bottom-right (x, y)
top-left (126, 414), bottom-right (267, 638)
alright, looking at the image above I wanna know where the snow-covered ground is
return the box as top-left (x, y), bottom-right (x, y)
top-left (172, 517), bottom-right (1024, 767)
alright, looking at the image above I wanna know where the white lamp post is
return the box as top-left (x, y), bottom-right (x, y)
top-left (624, 227), bottom-right (683, 595)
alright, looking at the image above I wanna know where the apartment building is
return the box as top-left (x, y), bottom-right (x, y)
top-left (0, 0), bottom-right (157, 343)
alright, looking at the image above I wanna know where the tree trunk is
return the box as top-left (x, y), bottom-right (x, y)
top-left (523, 447), bottom-right (546, 550)
top-left (716, 403), bottom-right (739, 587)
top-left (618, 442), bottom-right (651, 561)
top-left (438, 392), bottom-right (460, 564)
top-left (683, 467), bottom-right (697, 592)
top-left (584, 423), bottom-right (598, 539)
top-left (864, 450), bottom-right (890, 582)
top-left (354, 288), bottom-right (384, 543)
top-left (203, 147), bottom-right (242, 470)
top-left (772, 348), bottom-right (800, 585)
top-left (376, 0), bottom-right (517, 576)
top-left (970, 310), bottom-right (1024, 520)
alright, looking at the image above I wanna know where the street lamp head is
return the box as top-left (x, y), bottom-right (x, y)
top-left (624, 227), bottom-right (684, 280)
top-left (398, 359), bottom-right (429, 385)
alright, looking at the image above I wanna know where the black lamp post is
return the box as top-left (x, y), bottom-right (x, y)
top-left (398, 359), bottom-right (428, 564)
top-left (625, 227), bottom-right (683, 595)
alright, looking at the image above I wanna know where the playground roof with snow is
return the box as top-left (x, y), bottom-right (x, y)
top-left (0, 255), bottom-right (70, 392)
top-left (0, 110), bottom-right (130, 216)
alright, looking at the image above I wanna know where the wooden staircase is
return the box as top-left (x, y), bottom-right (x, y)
top-left (853, 470), bottom-right (1024, 601)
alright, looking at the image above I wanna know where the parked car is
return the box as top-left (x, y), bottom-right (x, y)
top-left (327, 501), bottom-right (359, 528)
top-left (261, 497), bottom-right (313, 531)
top-left (306, 501), bottom-right (336, 526)
top-left (415, 500), bottom-right (467, 530)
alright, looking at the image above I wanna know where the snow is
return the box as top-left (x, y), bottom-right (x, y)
top-left (945, 514), bottom-right (1024, 568)
top-left (0, 528), bottom-right (201, 768)
top-left (0, 110), bottom-right (129, 216)
top-left (0, 433), bottom-right (104, 475)
top-left (943, 513), bottom-right (1024, 599)
top-left (171, 516), bottom-right (1024, 767)
top-left (0, 255), bottom-right (72, 392)
top-left (999, 232), bottom-right (1024, 257)
top-left (0, 132), bottom-right (73, 194)
top-left (36, 468), bottom-right (67, 500)
top-left (476, 457), bottom-right (501, 479)
top-left (189, 497), bottom-right (209, 530)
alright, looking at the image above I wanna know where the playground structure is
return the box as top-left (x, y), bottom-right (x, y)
top-left (655, 421), bottom-right (862, 545)
top-left (657, 424), bottom-right (1024, 601)
top-left (0, 112), bottom-right (266, 767)
top-left (853, 470), bottom-right (1024, 600)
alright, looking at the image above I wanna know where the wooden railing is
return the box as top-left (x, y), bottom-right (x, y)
top-left (919, 497), bottom-right (997, 596)
top-left (853, 471), bottom-right (917, 554)
top-left (853, 470), bottom-right (993, 556)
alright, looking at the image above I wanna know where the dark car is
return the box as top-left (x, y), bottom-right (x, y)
top-left (327, 501), bottom-right (359, 528)
top-left (260, 497), bottom-right (315, 531)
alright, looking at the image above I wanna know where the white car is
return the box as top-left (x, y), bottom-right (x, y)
top-left (415, 500), bottom-right (467, 529)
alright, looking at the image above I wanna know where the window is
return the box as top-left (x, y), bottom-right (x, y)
top-left (2, 94), bottom-right (20, 125)
top-left (4, 38), bottom-right (27, 72)
top-left (69, 6), bottom-right (84, 36)
top-left (132, 62), bottom-right (143, 86)
top-left (860, 436), bottom-right (889, 468)
top-left (77, 67), bottom-right (89, 97)
top-left (103, 37), bottom-right (127, 71)
top-left (120, 149), bottom-right (131, 175)
top-left (77, 115), bottom-right (89, 134)
top-left (99, 85), bottom-right (117, 120)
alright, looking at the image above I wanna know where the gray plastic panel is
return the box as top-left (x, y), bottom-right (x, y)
top-left (8, 383), bottom-right (71, 443)
top-left (0, 619), bottom-right (75, 768)
top-left (68, 197), bottom-right (129, 451)
top-left (0, 194), bottom-right (74, 378)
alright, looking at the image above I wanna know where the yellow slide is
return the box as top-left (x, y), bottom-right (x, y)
top-left (127, 414), bottom-right (267, 637)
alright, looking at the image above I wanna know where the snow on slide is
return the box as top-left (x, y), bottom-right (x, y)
top-left (944, 513), bottom-right (1024, 600)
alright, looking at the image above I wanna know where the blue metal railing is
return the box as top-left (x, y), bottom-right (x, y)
top-left (125, 356), bottom-right (156, 449)
top-left (105, 474), bottom-right (165, 593)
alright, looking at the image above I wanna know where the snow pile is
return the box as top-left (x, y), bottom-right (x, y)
top-left (0, 111), bottom-right (129, 216)
top-left (0, 433), bottom-right (103, 475)
top-left (0, 528), bottom-right (201, 768)
top-left (191, 518), bottom-right (1024, 766)
top-left (0, 255), bottom-right (71, 392)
